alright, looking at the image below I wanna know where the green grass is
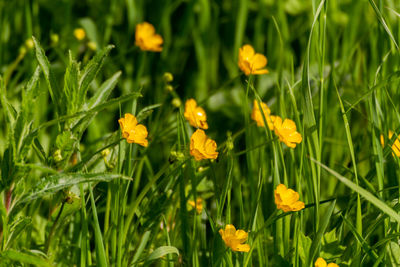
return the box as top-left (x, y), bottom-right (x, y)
top-left (1, 0), bottom-right (400, 266)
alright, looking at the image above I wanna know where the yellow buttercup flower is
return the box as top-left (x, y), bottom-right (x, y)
top-left (219, 224), bottom-right (250, 252)
top-left (184, 99), bottom-right (209, 130)
top-left (238, 44), bottom-right (268, 76)
top-left (274, 184), bottom-right (305, 212)
top-left (190, 129), bottom-right (218, 161)
top-left (315, 257), bottom-right (339, 267)
top-left (74, 28), bottom-right (86, 41)
top-left (273, 116), bottom-right (302, 148)
top-left (135, 22), bottom-right (163, 52)
top-left (118, 113), bottom-right (149, 147)
top-left (380, 130), bottom-right (400, 157)
top-left (251, 100), bottom-right (276, 129)
top-left (188, 198), bottom-right (203, 214)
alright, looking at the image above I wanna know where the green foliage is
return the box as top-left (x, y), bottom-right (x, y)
top-left (1, 0), bottom-right (400, 266)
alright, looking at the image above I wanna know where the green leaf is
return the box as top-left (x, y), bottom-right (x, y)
top-left (6, 217), bottom-right (32, 249)
top-left (311, 158), bottom-right (400, 224)
top-left (136, 103), bottom-right (162, 122)
top-left (78, 45), bottom-right (114, 108)
top-left (0, 249), bottom-right (52, 267)
top-left (298, 232), bottom-right (312, 265)
top-left (64, 51), bottom-right (80, 114)
top-left (145, 246), bottom-right (179, 262)
top-left (308, 199), bottom-right (336, 266)
top-left (79, 18), bottom-right (101, 47)
top-left (32, 36), bottom-right (64, 115)
top-left (19, 173), bottom-right (132, 204)
top-left (87, 71), bottom-right (121, 109)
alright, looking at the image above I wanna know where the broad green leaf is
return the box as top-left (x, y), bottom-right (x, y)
top-left (79, 18), bottom-right (101, 47)
top-left (0, 249), bottom-right (52, 267)
top-left (32, 36), bottom-right (64, 115)
top-left (308, 200), bottom-right (336, 266)
top-left (145, 246), bottom-right (179, 262)
top-left (6, 217), bottom-right (32, 249)
top-left (19, 172), bottom-right (132, 203)
top-left (64, 51), bottom-right (80, 114)
top-left (87, 71), bottom-right (121, 109)
top-left (78, 45), bottom-right (114, 108)
top-left (311, 158), bottom-right (400, 224)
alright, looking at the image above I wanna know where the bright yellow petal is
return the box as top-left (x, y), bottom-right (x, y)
top-left (240, 45), bottom-right (255, 59)
top-left (235, 230), bottom-right (248, 243)
top-left (315, 257), bottom-right (327, 267)
top-left (251, 54), bottom-right (267, 69)
top-left (233, 243), bottom-right (250, 252)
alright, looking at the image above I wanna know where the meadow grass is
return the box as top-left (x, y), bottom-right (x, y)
top-left (1, 0), bottom-right (400, 266)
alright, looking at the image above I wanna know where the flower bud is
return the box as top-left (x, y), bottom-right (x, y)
top-left (163, 72), bottom-right (174, 83)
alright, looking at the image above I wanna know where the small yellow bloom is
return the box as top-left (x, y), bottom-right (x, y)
top-left (219, 224), bottom-right (250, 252)
top-left (274, 184), bottom-right (305, 212)
top-left (380, 130), bottom-right (400, 157)
top-left (315, 257), bottom-right (339, 267)
top-left (135, 22), bottom-right (163, 52)
top-left (118, 113), bottom-right (149, 147)
top-left (238, 44), bottom-right (269, 76)
top-left (251, 100), bottom-right (276, 129)
top-left (74, 28), bottom-right (86, 41)
top-left (184, 99), bottom-right (209, 130)
top-left (273, 116), bottom-right (302, 148)
top-left (190, 129), bottom-right (218, 161)
top-left (188, 198), bottom-right (203, 214)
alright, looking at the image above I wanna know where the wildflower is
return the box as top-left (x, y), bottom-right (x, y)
top-left (315, 257), bottom-right (339, 267)
top-left (135, 22), bottom-right (163, 52)
top-left (190, 129), bottom-right (218, 161)
top-left (274, 184), bottom-right (305, 212)
top-left (118, 113), bottom-right (148, 147)
top-left (251, 100), bottom-right (276, 129)
top-left (74, 28), bottom-right (86, 41)
top-left (273, 116), bottom-right (302, 148)
top-left (184, 99), bottom-right (209, 130)
top-left (380, 130), bottom-right (400, 157)
top-left (219, 224), bottom-right (250, 252)
top-left (188, 198), bottom-right (203, 214)
top-left (238, 44), bottom-right (268, 76)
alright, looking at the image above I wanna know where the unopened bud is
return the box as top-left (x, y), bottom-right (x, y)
top-left (87, 41), bottom-right (97, 51)
top-left (163, 72), bottom-right (174, 83)
top-left (25, 38), bottom-right (34, 50)
top-left (53, 149), bottom-right (63, 162)
top-left (165, 85), bottom-right (174, 92)
top-left (172, 98), bottom-right (181, 108)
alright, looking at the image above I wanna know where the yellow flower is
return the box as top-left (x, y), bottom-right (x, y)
top-left (188, 198), bottom-right (203, 214)
top-left (315, 257), bottom-right (339, 267)
top-left (184, 99), bottom-right (209, 130)
top-left (190, 129), bottom-right (218, 161)
top-left (380, 130), bottom-right (400, 157)
top-left (274, 184), bottom-right (305, 212)
top-left (219, 224), bottom-right (250, 252)
top-left (251, 100), bottom-right (276, 129)
top-left (238, 44), bottom-right (269, 76)
top-left (273, 116), bottom-right (302, 148)
top-left (74, 28), bottom-right (86, 41)
top-left (135, 22), bottom-right (163, 52)
top-left (118, 113), bottom-right (149, 147)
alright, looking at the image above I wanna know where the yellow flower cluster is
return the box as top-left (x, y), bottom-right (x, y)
top-left (219, 224), bottom-right (250, 252)
top-left (315, 257), bottom-right (339, 267)
top-left (380, 130), bottom-right (400, 157)
top-left (251, 100), bottom-right (302, 148)
top-left (274, 184), bottom-right (305, 212)
top-left (135, 22), bottom-right (163, 52)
